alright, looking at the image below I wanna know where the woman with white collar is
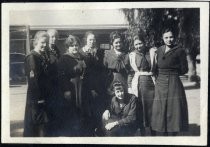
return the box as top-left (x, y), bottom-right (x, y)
top-left (80, 31), bottom-right (106, 135)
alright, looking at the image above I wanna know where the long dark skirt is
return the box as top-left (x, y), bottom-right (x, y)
top-left (23, 102), bottom-right (48, 137)
top-left (151, 73), bottom-right (189, 132)
top-left (57, 77), bottom-right (83, 136)
top-left (137, 75), bottom-right (155, 128)
top-left (45, 81), bottom-right (61, 137)
top-left (89, 93), bottom-right (108, 129)
top-left (56, 97), bottom-right (81, 137)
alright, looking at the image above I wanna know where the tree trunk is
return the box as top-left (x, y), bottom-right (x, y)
top-left (186, 54), bottom-right (199, 83)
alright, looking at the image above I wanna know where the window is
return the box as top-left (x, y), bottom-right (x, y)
top-left (10, 26), bottom-right (28, 84)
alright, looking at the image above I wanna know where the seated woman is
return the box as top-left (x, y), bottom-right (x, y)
top-left (101, 82), bottom-right (138, 136)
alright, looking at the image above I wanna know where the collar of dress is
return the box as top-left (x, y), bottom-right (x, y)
top-left (114, 49), bottom-right (123, 56)
top-left (162, 45), bottom-right (180, 55)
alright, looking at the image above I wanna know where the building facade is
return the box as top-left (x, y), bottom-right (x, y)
top-left (9, 9), bottom-right (129, 84)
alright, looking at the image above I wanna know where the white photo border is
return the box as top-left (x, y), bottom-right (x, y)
top-left (1, 2), bottom-right (209, 145)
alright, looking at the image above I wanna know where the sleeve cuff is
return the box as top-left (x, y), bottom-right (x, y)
top-left (118, 120), bottom-right (124, 126)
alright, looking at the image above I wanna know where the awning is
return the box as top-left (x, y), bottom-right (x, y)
top-left (10, 9), bottom-right (129, 29)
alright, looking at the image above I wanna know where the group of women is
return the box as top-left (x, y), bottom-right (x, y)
top-left (23, 28), bottom-right (189, 137)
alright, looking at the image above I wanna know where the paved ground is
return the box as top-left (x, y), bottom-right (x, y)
top-left (10, 84), bottom-right (27, 137)
top-left (9, 63), bottom-right (202, 137)
top-left (9, 80), bottom-right (201, 137)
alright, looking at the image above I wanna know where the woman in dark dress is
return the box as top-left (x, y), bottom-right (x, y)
top-left (57, 35), bottom-right (86, 136)
top-left (151, 28), bottom-right (189, 136)
top-left (128, 35), bottom-right (156, 135)
top-left (103, 31), bottom-right (130, 97)
top-left (45, 29), bottom-right (61, 136)
top-left (80, 31), bottom-right (106, 135)
top-left (101, 82), bottom-right (138, 136)
top-left (23, 31), bottom-right (49, 137)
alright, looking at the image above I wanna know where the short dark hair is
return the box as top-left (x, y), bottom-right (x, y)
top-left (112, 81), bottom-right (125, 91)
top-left (161, 27), bottom-right (175, 37)
top-left (110, 31), bottom-right (123, 45)
top-left (65, 35), bottom-right (80, 49)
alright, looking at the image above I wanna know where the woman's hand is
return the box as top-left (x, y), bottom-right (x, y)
top-left (102, 110), bottom-right (110, 120)
top-left (74, 65), bottom-right (82, 73)
top-left (64, 91), bottom-right (71, 100)
top-left (105, 121), bottom-right (119, 130)
top-left (128, 88), bottom-right (133, 94)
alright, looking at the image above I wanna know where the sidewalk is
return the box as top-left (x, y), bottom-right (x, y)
top-left (10, 84), bottom-right (27, 137)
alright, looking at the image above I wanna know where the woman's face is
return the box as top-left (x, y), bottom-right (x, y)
top-left (114, 87), bottom-right (124, 100)
top-left (48, 31), bottom-right (58, 45)
top-left (68, 42), bottom-right (79, 54)
top-left (134, 39), bottom-right (145, 52)
top-left (112, 38), bottom-right (122, 51)
top-left (87, 34), bottom-right (96, 48)
top-left (162, 31), bottom-right (175, 47)
top-left (36, 37), bottom-right (48, 53)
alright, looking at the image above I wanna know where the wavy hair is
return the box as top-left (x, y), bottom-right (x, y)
top-left (65, 35), bottom-right (81, 49)
top-left (109, 31), bottom-right (124, 45)
top-left (33, 31), bottom-right (49, 48)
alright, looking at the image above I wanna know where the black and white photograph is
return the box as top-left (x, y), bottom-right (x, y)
top-left (1, 2), bottom-right (209, 145)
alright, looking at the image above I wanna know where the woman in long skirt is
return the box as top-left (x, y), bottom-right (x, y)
top-left (151, 28), bottom-right (189, 136)
top-left (128, 34), bottom-right (156, 135)
top-left (23, 31), bottom-right (49, 137)
top-left (45, 29), bottom-right (61, 136)
top-left (57, 35), bottom-right (86, 136)
top-left (80, 31), bottom-right (106, 135)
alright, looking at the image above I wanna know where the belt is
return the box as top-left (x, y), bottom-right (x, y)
top-left (130, 71), bottom-right (155, 97)
top-left (137, 71), bottom-right (153, 76)
top-left (158, 69), bottom-right (178, 75)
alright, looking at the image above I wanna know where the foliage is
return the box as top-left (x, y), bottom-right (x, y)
top-left (120, 8), bottom-right (200, 56)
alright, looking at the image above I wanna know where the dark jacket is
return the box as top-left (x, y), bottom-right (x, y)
top-left (80, 47), bottom-right (105, 94)
top-left (110, 94), bottom-right (137, 126)
top-left (156, 45), bottom-right (188, 75)
top-left (103, 49), bottom-right (130, 94)
top-left (57, 53), bottom-right (86, 110)
top-left (46, 45), bottom-right (60, 82)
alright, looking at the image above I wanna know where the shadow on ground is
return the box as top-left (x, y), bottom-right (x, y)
top-left (10, 120), bottom-right (200, 137)
top-left (184, 83), bottom-right (200, 90)
top-left (135, 123), bottom-right (200, 136)
top-left (178, 124), bottom-right (200, 136)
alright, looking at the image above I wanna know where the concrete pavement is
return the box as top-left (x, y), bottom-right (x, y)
top-left (9, 80), bottom-right (200, 137)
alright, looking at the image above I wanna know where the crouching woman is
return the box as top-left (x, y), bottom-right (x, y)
top-left (101, 82), bottom-right (138, 136)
